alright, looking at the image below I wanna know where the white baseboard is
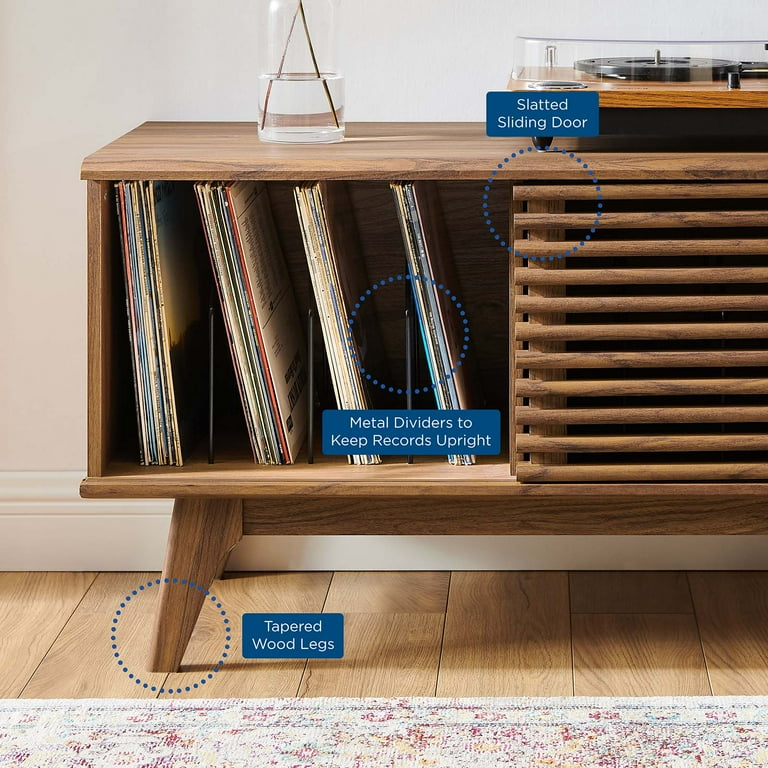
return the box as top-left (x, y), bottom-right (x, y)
top-left (0, 472), bottom-right (172, 571)
top-left (2, 471), bottom-right (768, 571)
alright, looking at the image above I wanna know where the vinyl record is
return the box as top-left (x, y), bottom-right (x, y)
top-left (575, 56), bottom-right (740, 82)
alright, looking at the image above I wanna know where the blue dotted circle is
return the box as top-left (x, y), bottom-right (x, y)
top-left (346, 274), bottom-right (470, 396)
top-left (483, 147), bottom-right (603, 261)
top-left (110, 578), bottom-right (230, 695)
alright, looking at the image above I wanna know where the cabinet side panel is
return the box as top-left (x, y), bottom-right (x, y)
top-left (87, 180), bottom-right (133, 477)
top-left (87, 180), bottom-right (111, 477)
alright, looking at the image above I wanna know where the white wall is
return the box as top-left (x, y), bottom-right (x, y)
top-left (2, 0), bottom-right (767, 569)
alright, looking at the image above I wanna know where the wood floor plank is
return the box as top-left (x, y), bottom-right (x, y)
top-left (299, 572), bottom-right (449, 697)
top-left (437, 572), bottom-right (572, 697)
top-left (21, 573), bottom-right (166, 698)
top-left (298, 613), bottom-right (445, 697)
top-left (17, 569), bottom-right (768, 698)
top-left (165, 571), bottom-right (332, 698)
top-left (688, 571), bottom-right (768, 694)
top-left (570, 572), bottom-right (693, 614)
top-left (322, 572), bottom-right (449, 614)
top-left (572, 613), bottom-right (711, 696)
top-left (0, 572), bottom-right (96, 697)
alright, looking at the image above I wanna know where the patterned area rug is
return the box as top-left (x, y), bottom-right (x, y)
top-left (2, 696), bottom-right (768, 767)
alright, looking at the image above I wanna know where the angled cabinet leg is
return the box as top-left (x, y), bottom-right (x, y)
top-left (149, 497), bottom-right (243, 672)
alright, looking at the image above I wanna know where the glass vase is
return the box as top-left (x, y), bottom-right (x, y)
top-left (258, 0), bottom-right (344, 143)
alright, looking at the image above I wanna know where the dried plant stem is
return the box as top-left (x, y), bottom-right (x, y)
top-left (260, 0), bottom-right (340, 132)
top-left (260, 3), bottom-right (301, 130)
top-left (297, 1), bottom-right (340, 128)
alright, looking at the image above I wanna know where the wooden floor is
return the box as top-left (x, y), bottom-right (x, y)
top-left (3, 571), bottom-right (768, 699)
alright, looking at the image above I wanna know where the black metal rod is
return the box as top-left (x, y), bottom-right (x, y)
top-left (405, 305), bottom-right (414, 465)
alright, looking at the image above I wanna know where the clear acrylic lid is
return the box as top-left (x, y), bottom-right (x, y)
top-left (510, 37), bottom-right (768, 86)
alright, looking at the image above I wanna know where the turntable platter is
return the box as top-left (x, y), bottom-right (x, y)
top-left (575, 56), bottom-right (740, 82)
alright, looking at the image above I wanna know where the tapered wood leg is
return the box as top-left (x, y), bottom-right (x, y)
top-left (149, 497), bottom-right (243, 672)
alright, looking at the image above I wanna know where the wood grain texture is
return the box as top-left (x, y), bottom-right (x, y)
top-left (239, 494), bottom-right (768, 535)
top-left (517, 405), bottom-right (768, 424)
top-left (518, 323), bottom-right (768, 342)
top-left (21, 573), bottom-right (166, 698)
top-left (512, 175), bottom-right (768, 486)
top-left (86, 180), bottom-right (110, 478)
top-left (516, 295), bottom-right (768, 313)
top-left (81, 122), bottom-right (768, 182)
top-left (149, 497), bottom-right (243, 672)
top-left (82, 123), bottom-right (768, 529)
top-left (299, 573), bottom-right (448, 697)
top-left (437, 572), bottom-right (572, 697)
top-left (516, 463), bottom-right (768, 483)
top-left (570, 572), bottom-right (693, 614)
top-left (517, 378), bottom-right (768, 397)
top-left (11, 570), bottom-right (768, 698)
top-left (509, 196), bottom-right (524, 477)
top-left (0, 573), bottom-right (96, 697)
top-left (572, 613), bottom-right (711, 696)
top-left (516, 210), bottom-right (768, 229)
top-left (164, 572), bottom-right (332, 698)
top-left (517, 266), bottom-right (768, 285)
top-left (298, 613), bottom-right (445, 697)
top-left (510, 69), bottom-right (768, 106)
top-left (519, 434), bottom-right (768, 453)
top-left (515, 182), bottom-right (768, 199)
top-left (81, 466), bottom-right (768, 500)
top-left (598, 90), bottom-right (768, 108)
top-left (323, 572), bottom-right (449, 614)
top-left (522, 239), bottom-right (768, 257)
top-left (688, 572), bottom-right (768, 695)
top-left (517, 199), bottom-right (567, 468)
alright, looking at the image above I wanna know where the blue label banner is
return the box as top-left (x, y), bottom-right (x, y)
top-left (486, 91), bottom-right (599, 137)
top-left (322, 409), bottom-right (501, 455)
top-left (242, 613), bottom-right (344, 659)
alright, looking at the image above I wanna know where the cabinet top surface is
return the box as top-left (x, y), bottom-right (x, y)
top-left (81, 121), bottom-right (768, 181)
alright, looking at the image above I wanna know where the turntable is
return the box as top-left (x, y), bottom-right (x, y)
top-left (508, 38), bottom-right (768, 149)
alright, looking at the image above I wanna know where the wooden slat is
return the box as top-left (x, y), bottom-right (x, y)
top-left (572, 614), bottom-right (711, 696)
top-left (437, 572), bottom-right (572, 697)
top-left (517, 322), bottom-right (768, 341)
top-left (518, 267), bottom-right (768, 285)
top-left (516, 210), bottom-right (768, 229)
top-left (516, 405), bottom-right (768, 425)
top-left (514, 182), bottom-right (768, 200)
top-left (521, 239), bottom-right (768, 257)
top-left (516, 462), bottom-right (768, 482)
top-left (518, 434), bottom-right (768, 453)
top-left (516, 295), bottom-right (768, 313)
top-left (517, 377), bottom-right (768, 397)
top-left (516, 350), bottom-right (768, 369)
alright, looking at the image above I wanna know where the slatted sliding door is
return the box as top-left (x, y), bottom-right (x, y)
top-left (511, 180), bottom-right (768, 482)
